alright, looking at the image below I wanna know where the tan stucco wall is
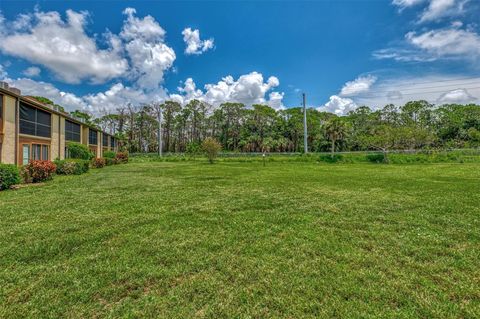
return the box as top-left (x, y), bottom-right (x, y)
top-left (51, 114), bottom-right (60, 160)
top-left (97, 131), bottom-right (102, 157)
top-left (59, 117), bottom-right (65, 159)
top-left (82, 126), bottom-right (88, 145)
top-left (1, 95), bottom-right (17, 164)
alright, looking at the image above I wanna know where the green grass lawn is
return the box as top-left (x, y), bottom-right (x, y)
top-left (1, 161), bottom-right (479, 318)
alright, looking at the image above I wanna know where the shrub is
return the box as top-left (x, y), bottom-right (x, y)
top-left (21, 160), bottom-right (56, 183)
top-left (103, 151), bottom-right (116, 159)
top-left (115, 151), bottom-right (129, 163)
top-left (67, 142), bottom-right (93, 160)
top-left (105, 158), bottom-right (116, 166)
top-left (54, 160), bottom-right (77, 175)
top-left (186, 142), bottom-right (201, 156)
top-left (366, 153), bottom-right (386, 163)
top-left (318, 154), bottom-right (343, 163)
top-left (72, 159), bottom-right (90, 174)
top-left (91, 158), bottom-right (106, 168)
top-left (54, 159), bottom-right (89, 175)
top-left (0, 164), bottom-right (21, 190)
top-left (202, 137), bottom-right (222, 164)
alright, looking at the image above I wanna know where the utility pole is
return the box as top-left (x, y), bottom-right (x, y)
top-left (157, 105), bottom-right (163, 157)
top-left (303, 93), bottom-right (308, 154)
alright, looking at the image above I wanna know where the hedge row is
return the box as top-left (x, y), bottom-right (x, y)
top-left (0, 152), bottom-right (129, 191)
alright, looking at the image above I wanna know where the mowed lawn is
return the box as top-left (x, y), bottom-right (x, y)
top-left (1, 161), bottom-right (479, 318)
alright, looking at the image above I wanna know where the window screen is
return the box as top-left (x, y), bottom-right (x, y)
top-left (19, 103), bottom-right (51, 138)
top-left (32, 144), bottom-right (41, 160)
top-left (65, 120), bottom-right (81, 142)
top-left (42, 145), bottom-right (49, 160)
top-left (89, 129), bottom-right (98, 145)
top-left (102, 133), bottom-right (109, 147)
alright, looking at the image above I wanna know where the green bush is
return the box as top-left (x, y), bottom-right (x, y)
top-left (72, 159), bottom-right (90, 174)
top-left (103, 151), bottom-right (116, 159)
top-left (186, 142), bottom-right (201, 156)
top-left (318, 154), bottom-right (344, 163)
top-left (366, 153), bottom-right (386, 163)
top-left (54, 159), bottom-right (89, 175)
top-left (105, 158), bottom-right (116, 166)
top-left (67, 142), bottom-right (93, 160)
top-left (0, 164), bottom-right (21, 190)
top-left (202, 138), bottom-right (222, 164)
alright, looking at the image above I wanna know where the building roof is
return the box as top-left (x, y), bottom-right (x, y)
top-left (0, 86), bottom-right (113, 137)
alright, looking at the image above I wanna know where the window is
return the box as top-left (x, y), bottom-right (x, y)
top-left (19, 103), bottom-right (51, 138)
top-left (22, 145), bottom-right (30, 165)
top-left (102, 133), bottom-right (109, 147)
top-left (42, 145), bottom-right (49, 160)
top-left (89, 129), bottom-right (98, 145)
top-left (22, 144), bottom-right (49, 164)
top-left (32, 144), bottom-right (41, 160)
top-left (111, 136), bottom-right (116, 149)
top-left (65, 120), bottom-right (81, 142)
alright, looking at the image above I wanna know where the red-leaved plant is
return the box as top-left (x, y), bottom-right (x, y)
top-left (91, 157), bottom-right (106, 168)
top-left (21, 160), bottom-right (56, 183)
top-left (115, 151), bottom-right (129, 163)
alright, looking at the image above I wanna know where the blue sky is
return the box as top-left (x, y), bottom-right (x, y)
top-left (0, 0), bottom-right (479, 115)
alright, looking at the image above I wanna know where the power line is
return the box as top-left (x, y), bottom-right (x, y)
top-left (361, 85), bottom-right (480, 99)
top-left (304, 82), bottom-right (480, 98)
top-left (375, 75), bottom-right (480, 88)
top-left (306, 76), bottom-right (480, 100)
top-left (373, 80), bottom-right (480, 93)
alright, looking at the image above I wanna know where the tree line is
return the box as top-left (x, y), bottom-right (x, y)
top-left (34, 97), bottom-right (480, 154)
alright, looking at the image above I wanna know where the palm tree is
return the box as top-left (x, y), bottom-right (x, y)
top-left (324, 118), bottom-right (349, 156)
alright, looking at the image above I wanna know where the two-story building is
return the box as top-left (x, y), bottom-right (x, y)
top-left (0, 82), bottom-right (117, 166)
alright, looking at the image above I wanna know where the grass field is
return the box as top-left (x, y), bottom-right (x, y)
top-left (1, 161), bottom-right (479, 318)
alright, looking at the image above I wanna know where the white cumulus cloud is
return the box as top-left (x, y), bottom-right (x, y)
top-left (0, 9), bottom-right (128, 84)
top-left (170, 72), bottom-right (283, 108)
top-left (0, 8), bottom-right (177, 92)
top-left (340, 75), bottom-right (377, 97)
top-left (120, 8), bottom-right (176, 90)
top-left (437, 88), bottom-right (477, 103)
top-left (120, 7), bottom-right (166, 41)
top-left (319, 95), bottom-right (358, 115)
top-left (83, 82), bottom-right (166, 113)
top-left (182, 27), bottom-right (214, 55)
top-left (267, 92), bottom-right (285, 110)
top-left (5, 77), bottom-right (88, 110)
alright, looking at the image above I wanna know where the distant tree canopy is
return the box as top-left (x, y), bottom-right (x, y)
top-left (96, 100), bottom-right (480, 153)
top-left (30, 96), bottom-right (66, 113)
top-left (70, 110), bottom-right (94, 125)
top-left (32, 97), bottom-right (480, 153)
